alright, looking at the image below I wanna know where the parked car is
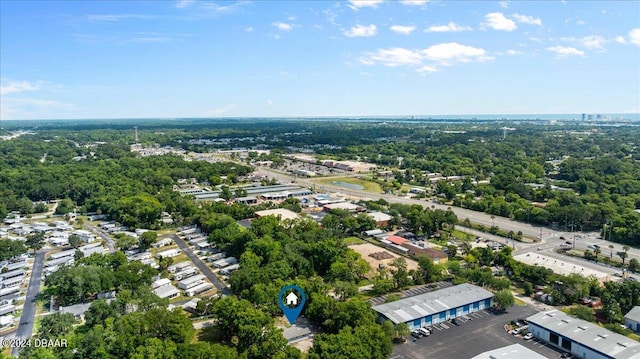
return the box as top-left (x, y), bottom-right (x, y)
top-left (560, 352), bottom-right (573, 358)
top-left (418, 328), bottom-right (431, 336)
top-left (523, 333), bottom-right (534, 340)
top-left (411, 330), bottom-right (422, 338)
top-left (451, 318), bottom-right (460, 326)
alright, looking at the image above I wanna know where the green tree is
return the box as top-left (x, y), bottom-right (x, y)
top-left (0, 238), bottom-right (27, 261)
top-left (38, 312), bottom-right (75, 340)
top-left (139, 231), bottom-right (158, 251)
top-left (68, 234), bottom-right (83, 249)
top-left (629, 258), bottom-right (639, 273)
top-left (389, 257), bottom-right (412, 290)
top-left (493, 289), bottom-right (515, 311)
top-left (25, 232), bottom-right (45, 253)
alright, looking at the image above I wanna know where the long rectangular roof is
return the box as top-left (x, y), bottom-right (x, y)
top-left (372, 283), bottom-right (493, 324)
top-left (527, 310), bottom-right (640, 359)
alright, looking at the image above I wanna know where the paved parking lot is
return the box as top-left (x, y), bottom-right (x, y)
top-left (391, 304), bottom-right (564, 359)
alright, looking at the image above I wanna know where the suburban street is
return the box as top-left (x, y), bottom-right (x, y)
top-left (11, 249), bottom-right (46, 357)
top-left (85, 224), bottom-right (116, 253)
top-left (171, 235), bottom-right (231, 295)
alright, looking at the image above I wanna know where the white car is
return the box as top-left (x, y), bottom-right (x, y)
top-left (524, 333), bottom-right (534, 340)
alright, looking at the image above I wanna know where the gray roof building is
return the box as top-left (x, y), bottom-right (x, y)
top-left (372, 283), bottom-right (494, 324)
top-left (625, 306), bottom-right (640, 323)
top-left (470, 344), bottom-right (548, 359)
top-left (60, 302), bottom-right (92, 319)
top-left (527, 310), bottom-right (640, 359)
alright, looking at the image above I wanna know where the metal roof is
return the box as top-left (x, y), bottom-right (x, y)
top-left (625, 306), bottom-right (640, 322)
top-left (470, 344), bottom-right (548, 359)
top-left (372, 283), bottom-right (494, 324)
top-left (527, 310), bottom-right (640, 359)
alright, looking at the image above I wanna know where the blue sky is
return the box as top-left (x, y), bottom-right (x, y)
top-left (1, 0), bottom-right (639, 120)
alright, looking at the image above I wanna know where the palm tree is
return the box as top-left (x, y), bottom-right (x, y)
top-left (609, 244), bottom-right (614, 259)
top-left (593, 247), bottom-right (601, 262)
top-left (618, 251), bottom-right (629, 266)
top-left (490, 215), bottom-right (495, 227)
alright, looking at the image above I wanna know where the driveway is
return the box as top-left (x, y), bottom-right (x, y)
top-left (171, 235), bottom-right (231, 295)
top-left (11, 249), bottom-right (46, 357)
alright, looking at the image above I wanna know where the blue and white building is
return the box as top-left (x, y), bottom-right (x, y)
top-left (372, 283), bottom-right (494, 330)
top-left (527, 310), bottom-right (640, 359)
top-left (625, 306), bottom-right (640, 333)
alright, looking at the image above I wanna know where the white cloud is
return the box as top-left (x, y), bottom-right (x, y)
top-left (344, 24), bottom-right (377, 37)
top-left (630, 28), bottom-right (640, 46)
top-left (267, 99), bottom-right (273, 107)
top-left (175, 0), bottom-right (194, 9)
top-left (348, 0), bottom-right (383, 10)
top-left (422, 42), bottom-right (493, 65)
top-left (417, 65), bottom-right (438, 74)
top-left (482, 12), bottom-right (517, 31)
top-left (576, 20), bottom-right (586, 25)
top-left (400, 0), bottom-right (428, 5)
top-left (580, 35), bottom-right (606, 50)
top-left (0, 98), bottom-right (75, 120)
top-left (512, 13), bottom-right (542, 26)
top-left (272, 22), bottom-right (293, 31)
top-left (505, 49), bottom-right (524, 55)
top-left (425, 22), bottom-right (472, 33)
top-left (362, 47), bottom-right (423, 67)
top-left (245, 27), bottom-right (253, 32)
top-left (359, 42), bottom-right (492, 72)
top-left (0, 80), bottom-right (41, 95)
top-left (615, 36), bottom-right (627, 44)
top-left (390, 25), bottom-right (416, 35)
top-left (547, 46), bottom-right (585, 57)
top-left (205, 104), bottom-right (236, 116)
top-left (498, 1), bottom-right (509, 9)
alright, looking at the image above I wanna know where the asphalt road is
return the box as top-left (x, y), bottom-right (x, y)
top-left (11, 249), bottom-right (45, 357)
top-left (171, 235), bottom-right (231, 295)
top-left (84, 224), bottom-right (116, 253)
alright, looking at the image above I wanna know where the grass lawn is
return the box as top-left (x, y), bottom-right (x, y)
top-left (314, 177), bottom-right (382, 193)
top-left (514, 298), bottom-right (527, 306)
top-left (344, 237), bottom-right (365, 245)
top-left (451, 229), bottom-right (475, 241)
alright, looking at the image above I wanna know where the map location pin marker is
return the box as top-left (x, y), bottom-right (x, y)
top-left (278, 285), bottom-right (306, 325)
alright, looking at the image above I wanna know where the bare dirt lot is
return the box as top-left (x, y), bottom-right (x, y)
top-left (349, 242), bottom-right (419, 275)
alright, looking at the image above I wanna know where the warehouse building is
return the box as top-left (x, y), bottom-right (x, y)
top-left (527, 310), bottom-right (640, 359)
top-left (624, 306), bottom-right (640, 333)
top-left (471, 344), bottom-right (548, 359)
top-left (372, 283), bottom-right (493, 330)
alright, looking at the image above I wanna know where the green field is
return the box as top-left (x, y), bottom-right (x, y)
top-left (315, 177), bottom-right (382, 193)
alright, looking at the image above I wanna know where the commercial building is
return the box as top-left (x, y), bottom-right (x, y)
top-left (372, 283), bottom-right (494, 330)
top-left (254, 208), bottom-right (301, 221)
top-left (322, 202), bottom-right (362, 213)
top-left (527, 310), bottom-right (640, 359)
top-left (470, 344), bottom-right (548, 359)
top-left (625, 306), bottom-right (640, 332)
top-left (367, 212), bottom-right (393, 227)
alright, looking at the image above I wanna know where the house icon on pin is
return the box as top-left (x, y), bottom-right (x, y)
top-left (286, 292), bottom-right (298, 306)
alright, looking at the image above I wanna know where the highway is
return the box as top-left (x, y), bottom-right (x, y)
top-left (11, 249), bottom-right (46, 357)
top-left (255, 167), bottom-right (640, 265)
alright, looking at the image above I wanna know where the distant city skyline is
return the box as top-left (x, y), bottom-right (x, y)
top-left (1, 0), bottom-right (639, 120)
